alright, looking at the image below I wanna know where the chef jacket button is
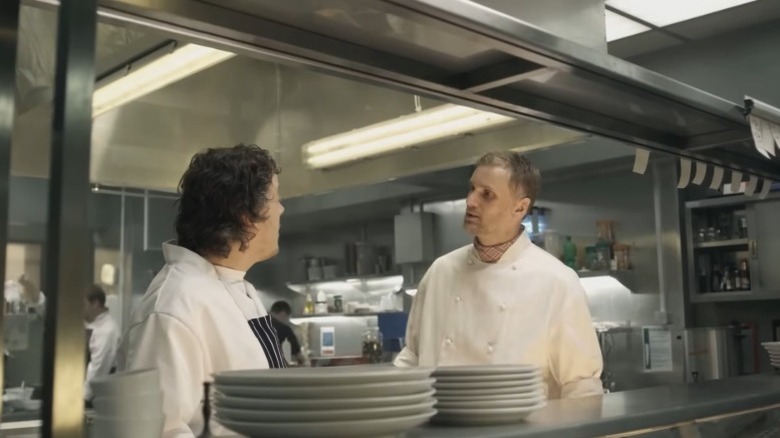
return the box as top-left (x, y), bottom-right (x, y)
top-left (487, 344), bottom-right (495, 354)
top-left (446, 337), bottom-right (454, 345)
top-left (467, 260), bottom-right (474, 265)
top-left (511, 265), bottom-right (517, 270)
top-left (499, 303), bottom-right (507, 311)
top-left (455, 296), bottom-right (462, 303)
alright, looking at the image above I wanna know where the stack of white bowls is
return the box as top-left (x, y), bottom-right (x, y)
top-left (90, 369), bottom-right (164, 438)
top-left (761, 342), bottom-right (780, 367)
top-left (213, 365), bottom-right (436, 437)
top-left (431, 364), bottom-right (547, 426)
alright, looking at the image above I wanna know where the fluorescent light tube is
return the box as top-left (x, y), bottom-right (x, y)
top-left (606, 0), bottom-right (757, 27)
top-left (304, 104), bottom-right (515, 169)
top-left (93, 44), bottom-right (236, 117)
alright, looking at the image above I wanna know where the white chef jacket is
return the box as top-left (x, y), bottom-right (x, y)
top-left (84, 310), bottom-right (120, 400)
top-left (395, 232), bottom-right (604, 399)
top-left (124, 242), bottom-right (284, 438)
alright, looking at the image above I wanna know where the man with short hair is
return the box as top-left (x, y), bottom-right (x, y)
top-left (395, 151), bottom-right (603, 399)
top-left (83, 285), bottom-right (120, 402)
top-left (125, 144), bottom-right (286, 437)
top-left (269, 301), bottom-right (308, 366)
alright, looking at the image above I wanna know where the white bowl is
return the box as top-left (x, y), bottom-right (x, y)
top-left (92, 391), bottom-right (163, 418)
top-left (92, 415), bottom-right (164, 438)
top-left (6, 387), bottom-right (33, 400)
top-left (21, 399), bottom-right (42, 410)
top-left (91, 369), bottom-right (159, 399)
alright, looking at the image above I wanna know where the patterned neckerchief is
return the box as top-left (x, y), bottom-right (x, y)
top-left (474, 233), bottom-right (520, 263)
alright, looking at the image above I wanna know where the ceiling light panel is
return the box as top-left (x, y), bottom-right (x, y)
top-left (606, 0), bottom-right (758, 27)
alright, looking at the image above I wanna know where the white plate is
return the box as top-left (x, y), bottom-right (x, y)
top-left (435, 389), bottom-right (545, 402)
top-left (762, 342), bottom-right (780, 348)
top-left (217, 379), bottom-right (435, 399)
top-left (436, 395), bottom-right (546, 410)
top-left (432, 403), bottom-right (545, 426)
top-left (214, 389), bottom-right (435, 410)
top-left (217, 410), bottom-right (435, 438)
top-left (435, 384), bottom-right (544, 397)
top-left (214, 365), bottom-right (433, 386)
top-left (435, 371), bottom-right (541, 383)
top-left (434, 379), bottom-right (542, 391)
top-left (433, 364), bottom-right (539, 377)
top-left (216, 399), bottom-right (436, 422)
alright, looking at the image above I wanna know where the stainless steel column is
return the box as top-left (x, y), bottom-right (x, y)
top-left (0, 0), bottom-right (22, 418)
top-left (41, 0), bottom-right (98, 436)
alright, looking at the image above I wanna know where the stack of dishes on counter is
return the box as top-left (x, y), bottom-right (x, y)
top-left (761, 342), bottom-right (780, 368)
top-left (213, 365), bottom-right (436, 437)
top-left (90, 369), bottom-right (164, 438)
top-left (431, 364), bottom-right (546, 426)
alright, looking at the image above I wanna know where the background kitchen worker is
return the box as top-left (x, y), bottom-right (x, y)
top-left (83, 285), bottom-right (120, 404)
top-left (270, 300), bottom-right (309, 366)
top-left (395, 150), bottom-right (603, 399)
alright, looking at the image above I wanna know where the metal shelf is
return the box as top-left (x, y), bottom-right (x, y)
top-left (690, 291), bottom-right (769, 303)
top-left (291, 311), bottom-right (402, 319)
top-left (286, 273), bottom-right (403, 294)
top-left (694, 239), bottom-right (750, 250)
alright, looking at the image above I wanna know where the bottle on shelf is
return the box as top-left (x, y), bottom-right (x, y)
top-left (721, 266), bottom-right (734, 291)
top-left (739, 260), bottom-right (751, 291)
top-left (711, 265), bottom-right (722, 292)
top-left (304, 293), bottom-right (315, 315)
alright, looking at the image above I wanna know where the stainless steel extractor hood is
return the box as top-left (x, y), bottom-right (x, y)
top-left (71, 0), bottom-right (779, 181)
top-left (15, 0), bottom-right (780, 196)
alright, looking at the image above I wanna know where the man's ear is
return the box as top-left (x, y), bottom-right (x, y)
top-left (514, 197), bottom-right (531, 217)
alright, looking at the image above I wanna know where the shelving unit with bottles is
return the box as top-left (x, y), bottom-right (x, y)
top-left (685, 193), bottom-right (780, 303)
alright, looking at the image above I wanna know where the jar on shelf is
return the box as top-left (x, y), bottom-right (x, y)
top-left (362, 326), bottom-right (384, 364)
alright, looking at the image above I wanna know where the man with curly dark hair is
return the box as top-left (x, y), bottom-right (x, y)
top-left (125, 144), bottom-right (285, 437)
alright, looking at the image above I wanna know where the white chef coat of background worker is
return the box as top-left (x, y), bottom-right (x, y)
top-left (395, 151), bottom-right (603, 399)
top-left (83, 285), bottom-right (120, 402)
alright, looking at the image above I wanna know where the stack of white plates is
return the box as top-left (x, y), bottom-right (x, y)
top-left (90, 369), bottom-right (164, 438)
top-left (431, 364), bottom-right (546, 426)
top-left (761, 342), bottom-right (780, 367)
top-left (213, 365), bottom-right (436, 437)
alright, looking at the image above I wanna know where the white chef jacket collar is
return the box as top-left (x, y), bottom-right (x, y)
top-left (467, 231), bottom-right (532, 266)
top-left (86, 309), bottom-right (111, 329)
top-left (162, 241), bottom-right (219, 278)
top-left (213, 265), bottom-right (246, 281)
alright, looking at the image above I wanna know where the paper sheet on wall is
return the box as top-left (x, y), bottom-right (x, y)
top-left (632, 149), bottom-right (650, 175)
top-left (709, 167), bottom-right (724, 190)
top-left (759, 179), bottom-right (773, 199)
top-left (692, 162), bottom-right (707, 186)
top-left (677, 158), bottom-right (692, 189)
top-left (749, 115), bottom-right (772, 158)
top-left (745, 175), bottom-right (759, 196)
top-left (730, 171), bottom-right (743, 194)
top-left (642, 326), bottom-right (673, 372)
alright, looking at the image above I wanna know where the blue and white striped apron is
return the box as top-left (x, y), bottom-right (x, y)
top-left (221, 279), bottom-right (287, 369)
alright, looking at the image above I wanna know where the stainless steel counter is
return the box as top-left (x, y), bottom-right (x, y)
top-left (409, 374), bottom-right (780, 438)
top-left (6, 375), bottom-right (780, 437)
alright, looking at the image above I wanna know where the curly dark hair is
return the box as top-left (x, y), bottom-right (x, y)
top-left (175, 144), bottom-right (280, 258)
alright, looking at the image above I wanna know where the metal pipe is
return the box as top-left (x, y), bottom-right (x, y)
top-left (118, 188), bottom-right (126, 328)
top-left (653, 162), bottom-right (668, 318)
top-left (41, 0), bottom-right (98, 436)
top-left (0, 0), bottom-right (22, 417)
